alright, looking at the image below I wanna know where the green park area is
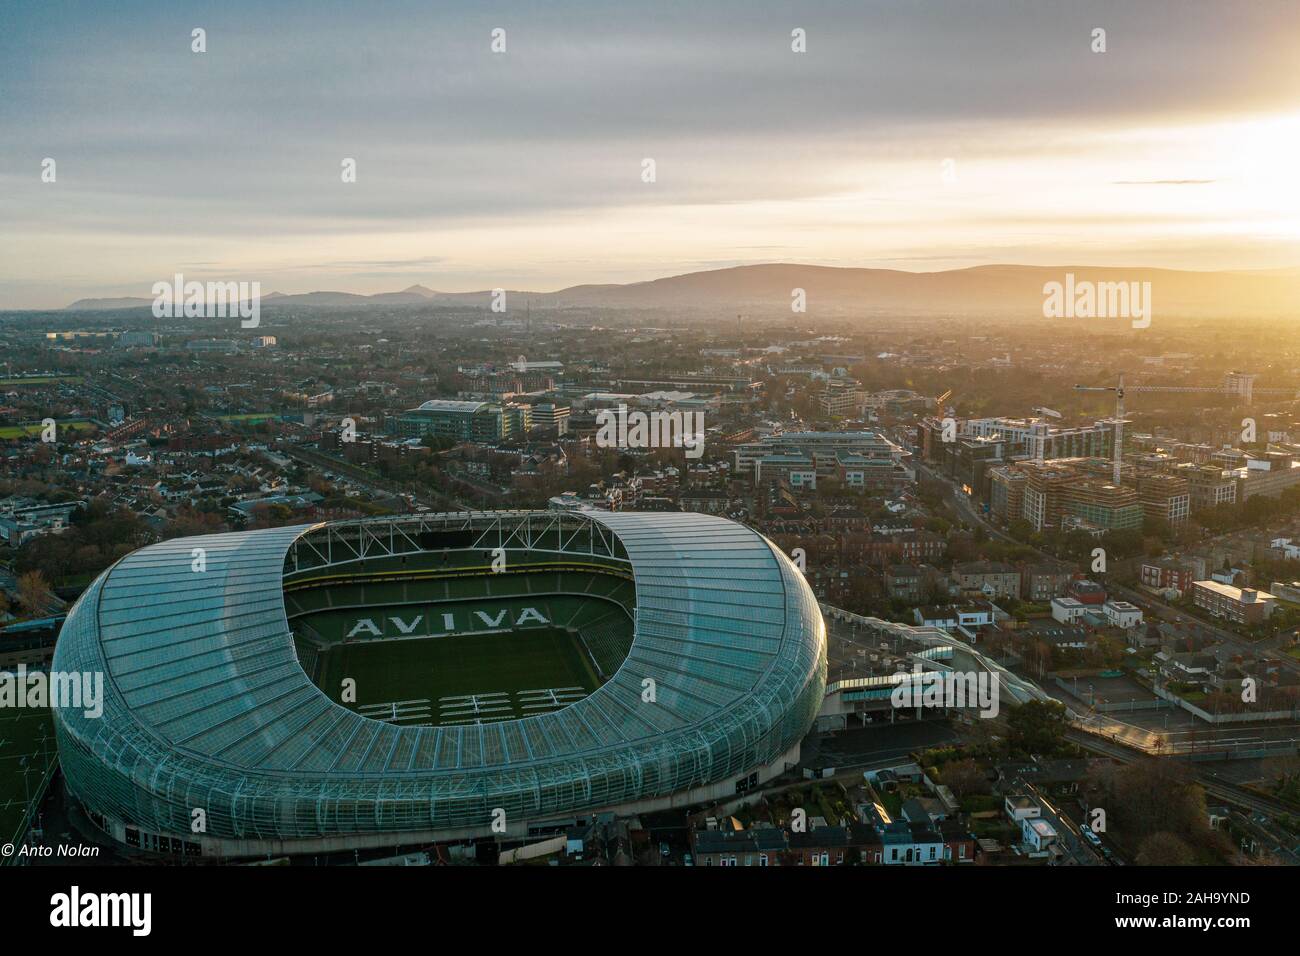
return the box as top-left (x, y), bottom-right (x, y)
top-left (0, 420), bottom-right (97, 439)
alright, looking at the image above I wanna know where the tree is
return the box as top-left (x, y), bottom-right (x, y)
top-left (1084, 758), bottom-right (1232, 862)
top-left (941, 758), bottom-right (991, 798)
top-left (163, 506), bottom-right (227, 539)
top-left (1006, 699), bottom-right (1069, 757)
top-left (1135, 832), bottom-right (1196, 866)
top-left (17, 570), bottom-right (52, 616)
top-left (1021, 639), bottom-right (1053, 680)
top-left (18, 505), bottom-right (154, 584)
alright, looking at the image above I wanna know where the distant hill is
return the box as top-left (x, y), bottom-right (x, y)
top-left (534, 263), bottom-right (1300, 317)
top-left (66, 291), bottom-right (286, 310)
top-left (65, 296), bottom-right (157, 310)
top-left (367, 285), bottom-right (440, 305)
top-left (63, 263), bottom-right (1300, 317)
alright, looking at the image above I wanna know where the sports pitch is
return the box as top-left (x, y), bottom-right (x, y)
top-left (0, 420), bottom-right (96, 439)
top-left (0, 708), bottom-right (57, 851)
top-left (313, 627), bottom-right (603, 727)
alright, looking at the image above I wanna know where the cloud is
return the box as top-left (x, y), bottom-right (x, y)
top-left (3, 0), bottom-right (1300, 307)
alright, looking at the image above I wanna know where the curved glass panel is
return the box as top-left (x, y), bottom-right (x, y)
top-left (52, 512), bottom-right (827, 843)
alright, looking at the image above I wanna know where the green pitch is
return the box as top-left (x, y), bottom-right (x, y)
top-left (0, 708), bottom-right (57, 851)
top-left (0, 376), bottom-right (80, 386)
top-left (313, 627), bottom-right (601, 726)
top-left (0, 420), bottom-right (96, 439)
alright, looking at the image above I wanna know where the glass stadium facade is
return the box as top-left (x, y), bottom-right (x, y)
top-left (52, 511), bottom-right (827, 856)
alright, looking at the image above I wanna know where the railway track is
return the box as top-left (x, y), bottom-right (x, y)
top-left (1066, 728), bottom-right (1294, 818)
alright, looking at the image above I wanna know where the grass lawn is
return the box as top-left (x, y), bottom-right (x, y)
top-left (961, 794), bottom-right (1001, 815)
top-left (0, 377), bottom-right (79, 386)
top-left (812, 788), bottom-right (842, 824)
top-left (313, 627), bottom-right (600, 726)
top-left (879, 790), bottom-right (904, 820)
top-left (971, 818), bottom-right (1016, 839)
top-left (0, 420), bottom-right (97, 439)
top-left (0, 708), bottom-right (57, 849)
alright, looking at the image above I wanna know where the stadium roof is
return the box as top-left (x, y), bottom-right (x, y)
top-left (411, 399), bottom-right (491, 413)
top-left (53, 511), bottom-right (826, 844)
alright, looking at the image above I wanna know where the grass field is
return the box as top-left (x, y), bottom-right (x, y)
top-left (0, 708), bottom-right (57, 851)
top-left (0, 376), bottom-right (80, 386)
top-left (313, 627), bottom-right (601, 726)
top-left (215, 413), bottom-right (280, 422)
top-left (0, 420), bottom-right (97, 439)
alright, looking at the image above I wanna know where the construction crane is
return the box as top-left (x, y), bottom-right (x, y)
top-left (1074, 372), bottom-right (1300, 485)
top-left (1074, 376), bottom-right (1131, 484)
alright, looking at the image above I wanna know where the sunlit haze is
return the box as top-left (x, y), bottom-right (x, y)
top-left (4, 0), bottom-right (1300, 308)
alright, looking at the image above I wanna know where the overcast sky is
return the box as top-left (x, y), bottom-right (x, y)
top-left (3, 0), bottom-right (1300, 308)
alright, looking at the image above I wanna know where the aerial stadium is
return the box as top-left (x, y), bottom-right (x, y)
top-left (50, 510), bottom-right (827, 858)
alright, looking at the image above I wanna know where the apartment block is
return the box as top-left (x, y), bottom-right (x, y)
top-left (1190, 581), bottom-right (1277, 625)
top-left (1136, 473), bottom-right (1191, 525)
top-left (1140, 558), bottom-right (1198, 594)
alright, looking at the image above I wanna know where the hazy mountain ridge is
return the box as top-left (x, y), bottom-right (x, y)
top-left (62, 263), bottom-right (1300, 317)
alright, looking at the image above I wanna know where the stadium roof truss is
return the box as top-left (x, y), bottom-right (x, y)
top-left (285, 510), bottom-right (628, 574)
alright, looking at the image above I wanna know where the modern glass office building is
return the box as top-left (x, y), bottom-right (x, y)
top-left (391, 399), bottom-right (503, 442)
top-left (52, 511), bottom-right (827, 857)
